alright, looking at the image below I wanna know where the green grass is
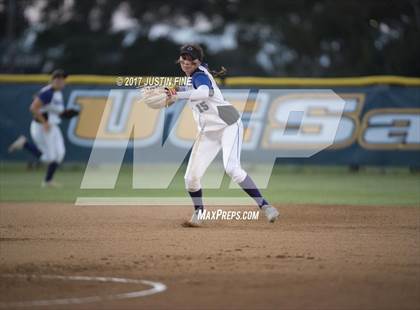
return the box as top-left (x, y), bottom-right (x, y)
top-left (0, 162), bottom-right (419, 206)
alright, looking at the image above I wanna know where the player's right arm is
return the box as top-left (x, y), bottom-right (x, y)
top-left (166, 72), bottom-right (212, 103)
top-left (30, 97), bottom-right (50, 132)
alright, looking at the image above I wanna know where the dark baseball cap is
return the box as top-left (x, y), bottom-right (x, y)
top-left (51, 69), bottom-right (68, 79)
top-left (180, 44), bottom-right (204, 62)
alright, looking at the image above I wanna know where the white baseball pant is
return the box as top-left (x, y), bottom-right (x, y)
top-left (30, 121), bottom-right (65, 163)
top-left (185, 120), bottom-right (247, 192)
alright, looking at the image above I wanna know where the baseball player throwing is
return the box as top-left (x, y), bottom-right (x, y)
top-left (163, 44), bottom-right (279, 226)
top-left (8, 69), bottom-right (78, 187)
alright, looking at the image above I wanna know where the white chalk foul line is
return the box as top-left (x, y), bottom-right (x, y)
top-left (0, 274), bottom-right (167, 308)
top-left (75, 196), bottom-right (255, 206)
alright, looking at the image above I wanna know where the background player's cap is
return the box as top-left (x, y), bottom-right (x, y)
top-left (180, 44), bottom-right (204, 62)
top-left (51, 69), bottom-right (68, 79)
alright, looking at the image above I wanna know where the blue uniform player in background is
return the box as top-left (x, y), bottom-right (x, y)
top-left (8, 69), bottom-right (79, 187)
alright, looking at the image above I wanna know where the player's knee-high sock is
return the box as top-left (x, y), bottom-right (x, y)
top-left (188, 189), bottom-right (204, 211)
top-left (238, 175), bottom-right (269, 208)
top-left (23, 141), bottom-right (42, 159)
top-left (45, 162), bottom-right (59, 182)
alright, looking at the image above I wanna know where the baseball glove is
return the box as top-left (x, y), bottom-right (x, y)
top-left (60, 109), bottom-right (79, 119)
top-left (140, 86), bottom-right (168, 109)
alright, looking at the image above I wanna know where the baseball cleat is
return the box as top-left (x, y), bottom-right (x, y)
top-left (8, 135), bottom-right (26, 153)
top-left (182, 209), bottom-right (203, 227)
top-left (41, 181), bottom-right (62, 188)
top-left (262, 205), bottom-right (279, 223)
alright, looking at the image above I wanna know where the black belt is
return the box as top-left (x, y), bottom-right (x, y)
top-left (34, 113), bottom-right (48, 123)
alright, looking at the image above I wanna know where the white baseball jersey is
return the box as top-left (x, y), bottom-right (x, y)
top-left (38, 85), bottom-right (65, 125)
top-left (181, 65), bottom-right (240, 132)
top-left (30, 84), bottom-right (66, 163)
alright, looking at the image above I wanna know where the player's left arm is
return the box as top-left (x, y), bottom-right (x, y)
top-left (41, 103), bottom-right (64, 114)
top-left (60, 108), bottom-right (79, 119)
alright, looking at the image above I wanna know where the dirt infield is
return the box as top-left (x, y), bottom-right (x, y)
top-left (0, 203), bottom-right (419, 309)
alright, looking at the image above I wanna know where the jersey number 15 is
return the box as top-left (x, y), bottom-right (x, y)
top-left (196, 102), bottom-right (209, 113)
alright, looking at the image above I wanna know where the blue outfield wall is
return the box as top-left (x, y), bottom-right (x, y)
top-left (0, 75), bottom-right (419, 166)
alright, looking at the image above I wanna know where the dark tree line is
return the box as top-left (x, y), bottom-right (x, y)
top-left (1, 0), bottom-right (419, 77)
